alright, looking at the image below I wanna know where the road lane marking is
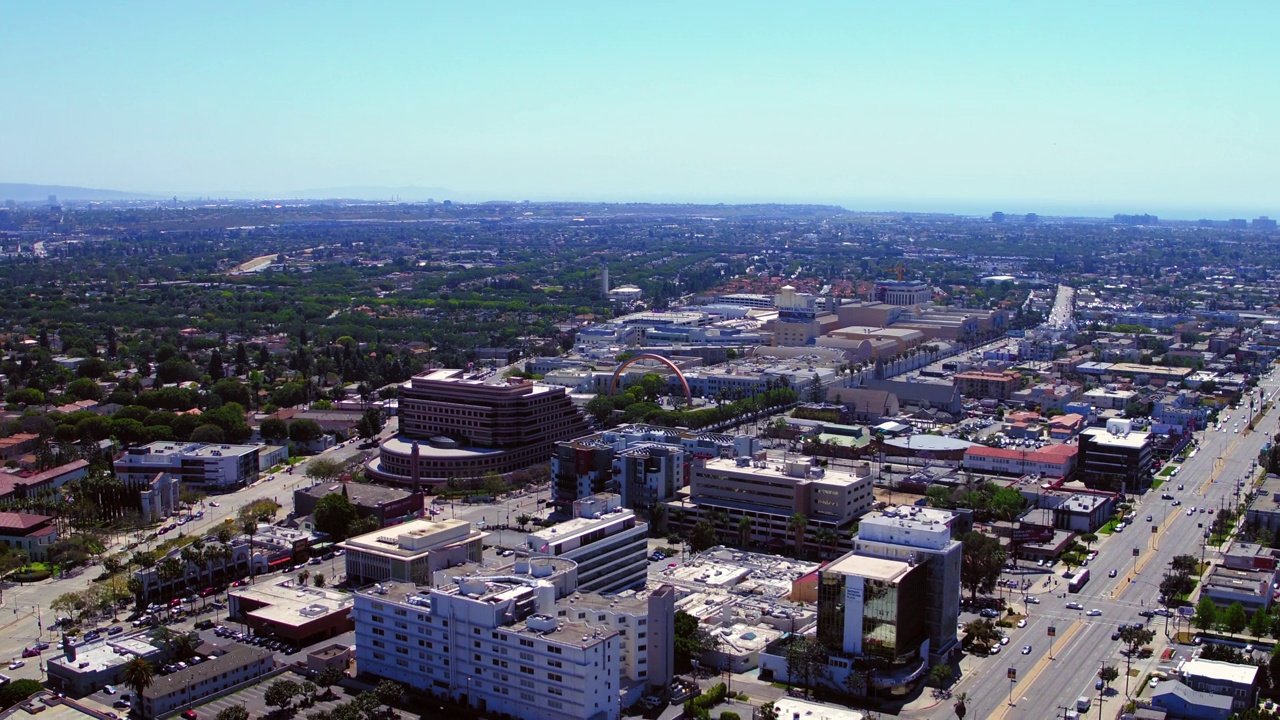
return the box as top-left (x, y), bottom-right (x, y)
top-left (988, 618), bottom-right (1085, 720)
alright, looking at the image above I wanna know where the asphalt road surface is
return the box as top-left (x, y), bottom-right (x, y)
top-left (931, 372), bottom-right (1280, 720)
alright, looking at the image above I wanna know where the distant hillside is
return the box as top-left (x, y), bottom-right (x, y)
top-left (0, 183), bottom-right (160, 202)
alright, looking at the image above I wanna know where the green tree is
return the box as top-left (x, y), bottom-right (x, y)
top-left (122, 657), bottom-right (155, 700)
top-left (926, 485), bottom-right (956, 509)
top-left (0, 680), bottom-right (44, 709)
top-left (374, 679), bottom-right (403, 706)
top-left (314, 492), bottom-right (360, 541)
top-left (264, 679), bottom-right (302, 711)
top-left (216, 706), bottom-right (250, 720)
top-left (260, 417), bottom-right (289, 443)
top-left (65, 377), bottom-right (103, 402)
top-left (1192, 599), bottom-right (1219, 634)
top-left (1249, 608), bottom-right (1271, 639)
top-left (960, 531), bottom-right (1007, 601)
top-left (315, 665), bottom-right (344, 699)
top-left (313, 573), bottom-right (325, 587)
top-left (586, 395), bottom-right (615, 424)
top-left (674, 610), bottom-right (713, 672)
top-left (689, 520), bottom-right (717, 552)
top-left (962, 619), bottom-right (1002, 651)
top-left (788, 513), bottom-right (808, 556)
top-left (190, 423), bottom-right (226, 443)
top-left (1222, 601), bottom-right (1249, 635)
top-left (1098, 664), bottom-right (1119, 690)
top-left (306, 458), bottom-right (345, 483)
top-left (289, 418), bottom-right (324, 443)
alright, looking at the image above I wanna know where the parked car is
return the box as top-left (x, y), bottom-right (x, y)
top-left (1109, 569), bottom-right (1118, 578)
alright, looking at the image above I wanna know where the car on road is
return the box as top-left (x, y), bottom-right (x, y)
top-left (181, 712), bottom-right (198, 720)
top-left (989, 644), bottom-right (1001, 654)
top-left (1021, 645), bottom-right (1032, 655)
top-left (1139, 610), bottom-right (1155, 618)
top-left (1086, 609), bottom-right (1102, 616)
top-left (1178, 484), bottom-right (1184, 491)
top-left (979, 608), bottom-right (1000, 618)
top-left (1172, 500), bottom-right (1182, 506)
top-left (21, 648), bottom-right (40, 658)
top-left (1187, 508), bottom-right (1196, 516)
top-left (209, 501), bottom-right (219, 507)
top-left (104, 686), bottom-right (116, 695)
top-left (1147, 514), bottom-right (1153, 521)
top-left (1025, 596), bottom-right (1040, 604)
top-left (1017, 619), bottom-right (1027, 628)
top-left (107, 626), bottom-right (123, 636)
top-left (1200, 508), bottom-right (1206, 513)
top-left (1149, 677), bottom-right (1160, 688)
top-left (1066, 602), bottom-right (1084, 610)
top-left (113, 699), bottom-right (131, 709)
top-left (1109, 569), bottom-right (1118, 578)
top-left (32, 643), bottom-right (49, 652)
top-left (1208, 508), bottom-right (1214, 514)
top-left (7, 661), bottom-right (23, 670)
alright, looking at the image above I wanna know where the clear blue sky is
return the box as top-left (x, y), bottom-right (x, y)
top-left (2, 1), bottom-right (1277, 217)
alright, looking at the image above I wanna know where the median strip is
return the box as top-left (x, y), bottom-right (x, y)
top-left (988, 618), bottom-right (1085, 720)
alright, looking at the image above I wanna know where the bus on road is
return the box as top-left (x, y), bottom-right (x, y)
top-left (1068, 568), bottom-right (1090, 593)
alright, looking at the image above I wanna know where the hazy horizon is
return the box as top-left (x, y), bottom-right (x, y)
top-left (3, 2), bottom-right (1277, 219)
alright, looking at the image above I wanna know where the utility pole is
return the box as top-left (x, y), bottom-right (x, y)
top-left (1097, 693), bottom-right (1107, 720)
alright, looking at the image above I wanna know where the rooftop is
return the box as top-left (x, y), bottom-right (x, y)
top-left (298, 481), bottom-right (417, 507)
top-left (0, 692), bottom-right (118, 720)
top-left (231, 579), bottom-right (355, 628)
top-left (341, 517), bottom-right (483, 558)
top-left (123, 442), bottom-right (258, 460)
top-left (824, 553), bottom-right (915, 583)
top-left (1080, 426), bottom-right (1152, 449)
top-left (1181, 657), bottom-right (1260, 685)
top-left (698, 456), bottom-right (870, 487)
top-left (142, 644), bottom-right (274, 700)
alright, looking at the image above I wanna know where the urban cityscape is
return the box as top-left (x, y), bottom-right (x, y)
top-left (2, 4), bottom-right (1279, 720)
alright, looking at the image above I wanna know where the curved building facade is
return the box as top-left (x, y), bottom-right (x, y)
top-left (367, 369), bottom-right (591, 487)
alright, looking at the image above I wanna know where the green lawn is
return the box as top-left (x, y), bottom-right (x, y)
top-left (1151, 478), bottom-right (1165, 490)
top-left (1158, 466), bottom-right (1175, 478)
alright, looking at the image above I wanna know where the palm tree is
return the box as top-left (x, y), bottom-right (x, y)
top-left (157, 557), bottom-right (183, 599)
top-left (242, 517), bottom-right (260, 583)
top-left (788, 513), bottom-right (809, 557)
top-left (813, 527), bottom-right (839, 559)
top-left (122, 657), bottom-right (155, 701)
top-left (737, 516), bottom-right (752, 549)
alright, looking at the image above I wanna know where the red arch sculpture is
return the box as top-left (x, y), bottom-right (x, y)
top-left (609, 353), bottom-right (692, 405)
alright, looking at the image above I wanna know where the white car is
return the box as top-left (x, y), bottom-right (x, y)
top-left (104, 686), bottom-right (116, 695)
top-left (1086, 609), bottom-right (1102, 617)
top-left (8, 660), bottom-right (23, 670)
top-left (1000, 635), bottom-right (1010, 645)
top-left (1016, 619), bottom-right (1027, 628)
top-left (1149, 677), bottom-right (1160, 688)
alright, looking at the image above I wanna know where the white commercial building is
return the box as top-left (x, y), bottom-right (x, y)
top-left (526, 494), bottom-right (648, 594)
top-left (114, 441), bottom-right (261, 492)
top-left (340, 518), bottom-right (487, 586)
top-left (853, 507), bottom-right (963, 663)
top-left (353, 580), bottom-right (623, 720)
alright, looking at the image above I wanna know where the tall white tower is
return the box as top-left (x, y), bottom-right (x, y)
top-left (601, 264), bottom-right (610, 298)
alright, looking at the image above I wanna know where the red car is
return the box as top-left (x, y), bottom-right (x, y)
top-left (181, 712), bottom-right (198, 720)
top-left (21, 648), bottom-right (40, 658)
top-left (200, 587), bottom-right (216, 597)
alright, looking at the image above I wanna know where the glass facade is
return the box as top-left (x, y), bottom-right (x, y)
top-left (816, 563), bottom-right (927, 663)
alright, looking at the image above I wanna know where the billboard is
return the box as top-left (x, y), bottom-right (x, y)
top-left (1011, 523), bottom-right (1055, 543)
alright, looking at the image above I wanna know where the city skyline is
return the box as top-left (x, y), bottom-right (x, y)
top-left (3, 2), bottom-right (1278, 218)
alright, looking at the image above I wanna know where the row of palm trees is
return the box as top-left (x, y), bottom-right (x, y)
top-left (129, 525), bottom-right (242, 601)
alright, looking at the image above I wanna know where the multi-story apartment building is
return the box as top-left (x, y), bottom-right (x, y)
top-left (138, 645), bottom-right (275, 719)
top-left (353, 580), bottom-right (623, 720)
top-left (340, 518), bottom-right (486, 586)
top-left (617, 443), bottom-right (686, 510)
top-left (368, 369), bottom-right (590, 486)
top-left (526, 494), bottom-right (647, 594)
top-left (852, 507), bottom-right (963, 664)
top-left (114, 442), bottom-right (260, 492)
top-left (953, 370), bottom-right (1021, 401)
top-left (1179, 658), bottom-right (1260, 712)
top-left (664, 457), bottom-right (873, 556)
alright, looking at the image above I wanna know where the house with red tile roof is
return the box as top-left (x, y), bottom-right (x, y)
top-left (0, 511), bottom-right (58, 559)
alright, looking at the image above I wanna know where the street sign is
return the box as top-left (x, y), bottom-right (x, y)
top-left (1007, 667), bottom-right (1017, 680)
top-left (1152, 525), bottom-right (1158, 533)
top-left (1132, 547), bottom-right (1140, 557)
top-left (1048, 626), bottom-right (1056, 637)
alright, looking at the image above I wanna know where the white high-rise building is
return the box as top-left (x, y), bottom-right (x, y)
top-left (526, 494), bottom-right (648, 594)
top-left (353, 578), bottom-right (622, 720)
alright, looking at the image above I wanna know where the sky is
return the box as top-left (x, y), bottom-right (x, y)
top-left (2, 1), bottom-right (1278, 218)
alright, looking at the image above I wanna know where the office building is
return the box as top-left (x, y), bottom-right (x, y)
top-left (114, 441), bottom-right (260, 492)
top-left (1244, 474), bottom-right (1280, 537)
top-left (617, 443), bottom-right (685, 510)
top-left (953, 370), bottom-right (1022, 401)
top-left (1077, 420), bottom-right (1154, 492)
top-left (229, 578), bottom-right (355, 646)
top-left (773, 285), bottom-right (823, 346)
top-left (353, 580), bottom-right (622, 720)
top-left (368, 369), bottom-right (591, 486)
top-left (664, 457), bottom-right (873, 556)
top-left (873, 280), bottom-right (931, 307)
top-left (852, 507), bottom-right (963, 664)
top-left (817, 553), bottom-right (928, 666)
top-left (340, 518), bottom-right (486, 586)
top-left (0, 511), bottom-right (57, 560)
top-left (527, 494), bottom-right (647, 594)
